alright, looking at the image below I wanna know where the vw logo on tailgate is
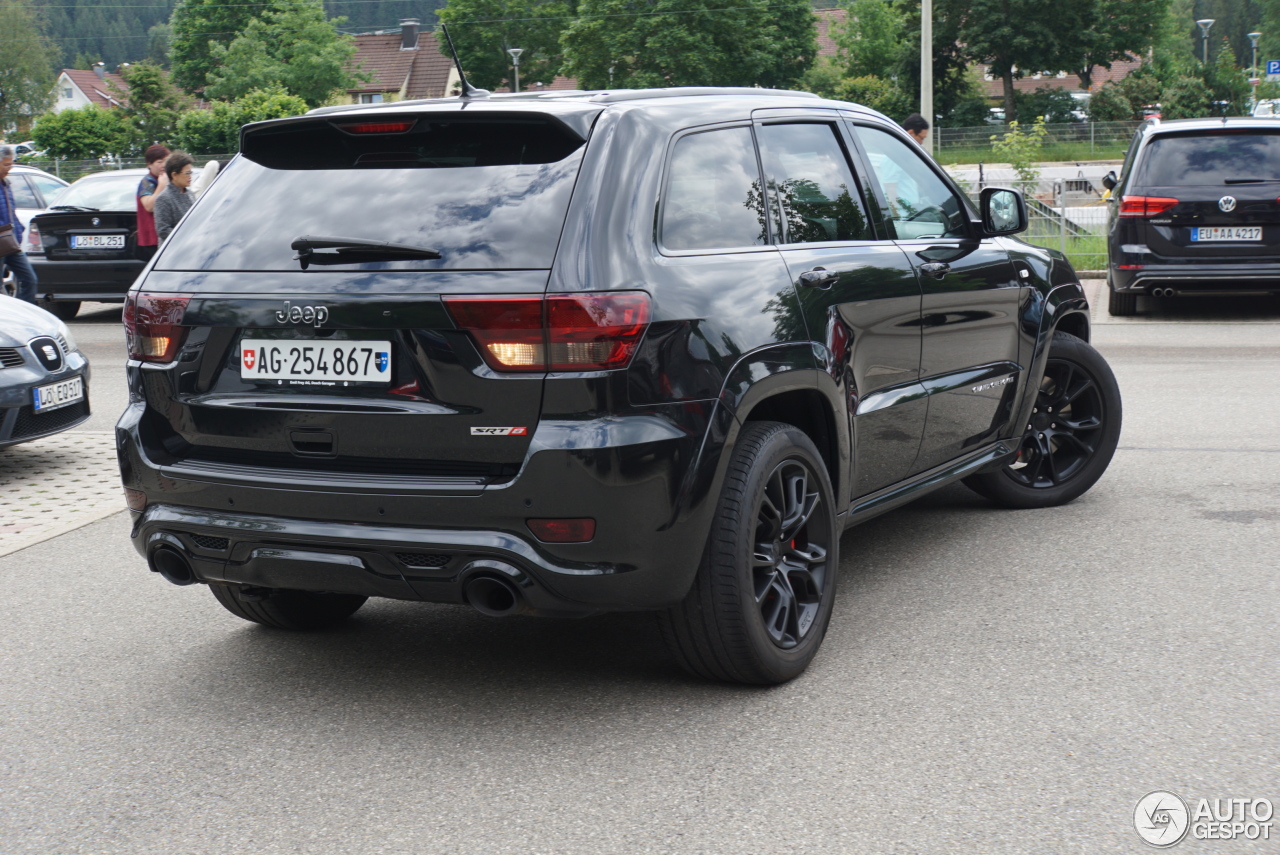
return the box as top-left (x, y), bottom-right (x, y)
top-left (1219, 196), bottom-right (1237, 213)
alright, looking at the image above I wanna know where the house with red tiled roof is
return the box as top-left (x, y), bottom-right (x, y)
top-left (978, 58), bottom-right (1143, 97)
top-left (52, 64), bottom-right (128, 112)
top-left (343, 20), bottom-right (459, 103)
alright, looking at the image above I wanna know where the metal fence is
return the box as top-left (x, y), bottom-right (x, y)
top-left (22, 153), bottom-right (236, 184)
top-left (936, 120), bottom-right (1143, 156)
top-left (962, 179), bottom-right (1108, 273)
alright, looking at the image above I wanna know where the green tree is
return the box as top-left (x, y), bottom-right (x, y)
top-left (1204, 37), bottom-right (1249, 114)
top-left (562, 0), bottom-right (814, 90)
top-left (173, 86), bottom-right (307, 154)
top-left (833, 0), bottom-right (905, 80)
top-left (0, 0), bottom-right (56, 136)
top-left (147, 22), bottom-right (173, 67)
top-left (30, 105), bottom-right (134, 159)
top-left (989, 118), bottom-right (1048, 182)
top-left (170, 0), bottom-right (269, 94)
top-left (1161, 74), bottom-right (1212, 118)
top-left (1073, 0), bottom-right (1170, 90)
top-left (203, 0), bottom-right (362, 107)
top-left (437, 0), bottom-right (576, 91)
top-left (112, 61), bottom-right (186, 152)
top-left (833, 75), bottom-right (912, 118)
top-left (1086, 81), bottom-right (1137, 121)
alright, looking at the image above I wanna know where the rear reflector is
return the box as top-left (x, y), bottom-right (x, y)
top-left (444, 292), bottom-right (651, 372)
top-left (1119, 196), bottom-right (1179, 217)
top-left (334, 120), bottom-right (415, 134)
top-left (527, 518), bottom-right (596, 543)
top-left (124, 291), bottom-right (191, 362)
top-left (124, 488), bottom-right (147, 511)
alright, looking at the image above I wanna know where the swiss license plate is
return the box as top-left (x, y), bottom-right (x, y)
top-left (1191, 227), bottom-right (1262, 242)
top-left (240, 340), bottom-right (392, 384)
top-left (32, 375), bottom-right (84, 412)
top-left (70, 234), bottom-right (125, 249)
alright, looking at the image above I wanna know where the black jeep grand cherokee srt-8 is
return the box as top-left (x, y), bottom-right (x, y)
top-left (117, 88), bottom-right (1121, 684)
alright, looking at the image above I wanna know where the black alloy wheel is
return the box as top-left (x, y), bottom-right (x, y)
top-left (660, 421), bottom-right (838, 684)
top-left (964, 331), bottom-right (1121, 509)
top-left (753, 459), bottom-right (829, 649)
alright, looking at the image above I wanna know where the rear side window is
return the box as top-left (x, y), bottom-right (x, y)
top-left (157, 116), bottom-right (588, 271)
top-left (29, 175), bottom-right (66, 206)
top-left (9, 177), bottom-right (38, 208)
top-left (757, 123), bottom-right (873, 244)
top-left (662, 127), bottom-right (767, 251)
top-left (1136, 132), bottom-right (1280, 186)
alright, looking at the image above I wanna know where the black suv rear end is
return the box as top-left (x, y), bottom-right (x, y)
top-left (1105, 118), bottom-right (1280, 315)
top-left (118, 89), bottom-right (1116, 683)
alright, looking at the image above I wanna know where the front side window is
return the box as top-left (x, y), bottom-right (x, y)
top-left (757, 122), bottom-right (873, 244)
top-left (856, 126), bottom-right (968, 240)
top-left (661, 127), bottom-right (767, 251)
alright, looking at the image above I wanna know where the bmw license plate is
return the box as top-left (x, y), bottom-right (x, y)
top-left (240, 340), bottom-right (392, 385)
top-left (70, 234), bottom-right (126, 249)
top-left (32, 376), bottom-right (84, 412)
top-left (1190, 227), bottom-right (1262, 242)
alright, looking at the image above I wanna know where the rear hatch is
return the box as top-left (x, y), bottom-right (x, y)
top-left (131, 104), bottom-right (603, 487)
top-left (1126, 129), bottom-right (1280, 262)
top-left (33, 170), bottom-right (143, 261)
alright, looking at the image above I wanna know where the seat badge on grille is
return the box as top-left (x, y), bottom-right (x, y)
top-left (471, 427), bottom-right (528, 436)
top-left (1219, 196), bottom-right (1237, 213)
top-left (274, 301), bottom-right (329, 327)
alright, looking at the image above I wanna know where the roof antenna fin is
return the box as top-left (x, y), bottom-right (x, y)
top-left (440, 23), bottom-right (490, 100)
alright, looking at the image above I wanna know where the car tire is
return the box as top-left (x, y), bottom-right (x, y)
top-left (1107, 287), bottom-right (1137, 317)
top-left (658, 421), bottom-right (838, 685)
top-left (40, 300), bottom-right (80, 321)
top-left (964, 331), bottom-right (1121, 509)
top-left (209, 583), bottom-right (367, 630)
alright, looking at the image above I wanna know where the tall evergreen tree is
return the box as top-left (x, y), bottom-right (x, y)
top-left (0, 0), bottom-right (57, 134)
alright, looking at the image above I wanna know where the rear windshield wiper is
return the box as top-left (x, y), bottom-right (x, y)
top-left (1223, 178), bottom-right (1280, 184)
top-left (291, 235), bottom-right (442, 269)
top-left (49, 205), bottom-right (99, 212)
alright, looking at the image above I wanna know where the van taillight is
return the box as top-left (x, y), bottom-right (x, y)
top-left (1119, 196), bottom-right (1180, 217)
top-left (443, 292), bottom-right (651, 372)
top-left (124, 291), bottom-right (191, 362)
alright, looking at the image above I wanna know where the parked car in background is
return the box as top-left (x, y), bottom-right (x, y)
top-left (1103, 116), bottom-right (1280, 315)
top-left (0, 294), bottom-right (90, 449)
top-left (29, 168), bottom-right (176, 320)
top-left (118, 89), bottom-right (1120, 684)
top-left (0, 164), bottom-right (68, 300)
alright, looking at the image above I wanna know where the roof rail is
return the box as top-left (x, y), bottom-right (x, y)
top-left (588, 87), bottom-right (820, 103)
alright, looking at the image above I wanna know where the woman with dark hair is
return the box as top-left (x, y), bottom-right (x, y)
top-left (135, 144), bottom-right (170, 261)
top-left (153, 151), bottom-right (195, 245)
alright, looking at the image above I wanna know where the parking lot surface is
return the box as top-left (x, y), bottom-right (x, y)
top-left (0, 290), bottom-right (1277, 853)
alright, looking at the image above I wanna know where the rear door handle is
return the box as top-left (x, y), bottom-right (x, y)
top-left (798, 267), bottom-right (839, 289)
top-left (919, 262), bottom-right (950, 279)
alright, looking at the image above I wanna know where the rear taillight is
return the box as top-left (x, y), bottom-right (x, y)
top-left (1119, 196), bottom-right (1180, 217)
top-left (124, 291), bottom-right (191, 362)
top-left (25, 222), bottom-right (40, 253)
top-left (444, 292), bottom-right (651, 372)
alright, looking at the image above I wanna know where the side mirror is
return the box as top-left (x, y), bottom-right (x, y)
top-left (979, 186), bottom-right (1027, 237)
top-left (1101, 171), bottom-right (1118, 191)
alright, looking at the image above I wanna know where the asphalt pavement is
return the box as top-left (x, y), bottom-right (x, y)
top-left (0, 291), bottom-right (1277, 853)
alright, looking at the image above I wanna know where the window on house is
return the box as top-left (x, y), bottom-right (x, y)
top-left (359, 93), bottom-right (385, 104)
top-left (63, 88), bottom-right (73, 99)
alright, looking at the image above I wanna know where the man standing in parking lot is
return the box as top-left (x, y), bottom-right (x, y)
top-left (902, 114), bottom-right (930, 147)
top-left (0, 145), bottom-right (38, 304)
top-left (136, 144), bottom-right (170, 262)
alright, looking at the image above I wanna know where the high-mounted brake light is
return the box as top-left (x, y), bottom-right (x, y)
top-left (443, 292), bottom-right (651, 373)
top-left (1119, 196), bottom-right (1180, 217)
top-left (334, 121), bottom-right (415, 134)
top-left (124, 291), bottom-right (191, 362)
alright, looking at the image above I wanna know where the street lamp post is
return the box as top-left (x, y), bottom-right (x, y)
top-left (1197, 18), bottom-right (1215, 65)
top-left (1250, 32), bottom-right (1263, 109)
top-left (921, 0), bottom-right (933, 156)
top-left (508, 47), bottom-right (523, 93)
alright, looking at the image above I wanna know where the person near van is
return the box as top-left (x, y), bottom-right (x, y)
top-left (0, 145), bottom-right (38, 304)
top-left (902, 114), bottom-right (930, 146)
top-left (136, 144), bottom-right (170, 262)
top-left (153, 151), bottom-right (195, 245)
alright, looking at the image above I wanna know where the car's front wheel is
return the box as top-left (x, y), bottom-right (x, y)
top-left (964, 331), bottom-right (1121, 509)
top-left (659, 421), bottom-right (838, 684)
top-left (209, 583), bottom-right (367, 630)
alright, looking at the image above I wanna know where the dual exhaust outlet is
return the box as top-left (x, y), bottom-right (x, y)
top-left (1150, 287), bottom-right (1178, 298)
top-left (147, 544), bottom-right (529, 617)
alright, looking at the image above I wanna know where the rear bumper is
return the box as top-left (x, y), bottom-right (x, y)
top-left (1112, 262), bottom-right (1280, 294)
top-left (31, 255), bottom-right (143, 302)
top-left (117, 400), bottom-right (721, 613)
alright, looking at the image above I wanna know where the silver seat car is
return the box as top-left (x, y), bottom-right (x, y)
top-left (0, 295), bottom-right (90, 448)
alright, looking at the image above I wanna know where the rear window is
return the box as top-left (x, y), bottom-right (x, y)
top-left (50, 173), bottom-right (139, 211)
top-left (1136, 132), bottom-right (1280, 186)
top-left (155, 115), bottom-right (587, 272)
